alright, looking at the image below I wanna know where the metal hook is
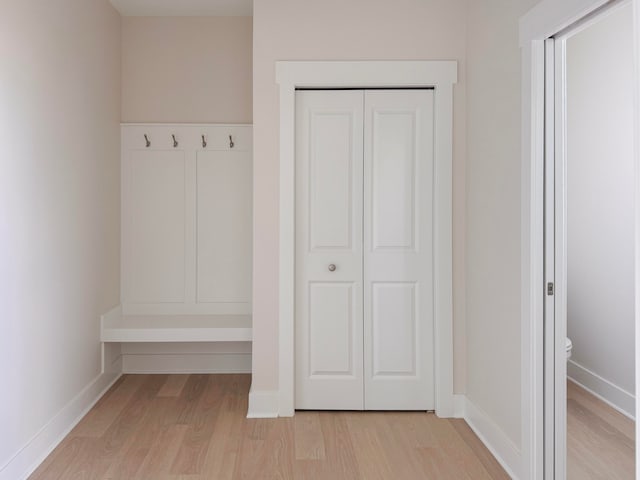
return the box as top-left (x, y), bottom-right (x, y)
top-left (172, 134), bottom-right (178, 148)
top-left (144, 134), bottom-right (151, 148)
top-left (229, 135), bottom-right (235, 149)
top-left (202, 135), bottom-right (207, 148)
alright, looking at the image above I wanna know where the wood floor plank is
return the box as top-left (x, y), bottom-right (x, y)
top-left (101, 396), bottom-right (180, 479)
top-left (450, 418), bottom-right (511, 480)
top-left (30, 375), bottom-right (511, 480)
top-left (568, 380), bottom-right (635, 441)
top-left (29, 437), bottom-right (86, 480)
top-left (567, 382), bottom-right (635, 480)
top-left (200, 395), bottom-right (240, 478)
top-left (316, 413), bottom-right (361, 480)
top-left (134, 424), bottom-right (189, 480)
top-left (294, 412), bottom-right (326, 460)
top-left (214, 389), bottom-right (248, 478)
top-left (231, 419), bottom-right (276, 479)
top-left (372, 412), bottom-right (431, 479)
top-left (94, 375), bottom-right (167, 461)
top-left (421, 413), bottom-right (492, 480)
top-left (170, 377), bottom-right (224, 475)
top-left (417, 446), bottom-right (467, 480)
top-left (158, 374), bottom-right (190, 397)
top-left (344, 412), bottom-right (395, 480)
top-left (175, 374), bottom-right (208, 425)
top-left (71, 375), bottom-right (146, 438)
top-left (251, 417), bottom-right (294, 480)
top-left (54, 437), bottom-right (110, 480)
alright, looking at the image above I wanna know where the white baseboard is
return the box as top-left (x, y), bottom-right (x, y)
top-left (463, 397), bottom-right (522, 480)
top-left (568, 360), bottom-right (635, 419)
top-left (0, 371), bottom-right (122, 480)
top-left (122, 353), bottom-right (252, 373)
top-left (120, 342), bottom-right (252, 374)
top-left (452, 394), bottom-right (466, 418)
top-left (247, 387), bottom-right (279, 418)
top-left (102, 341), bottom-right (122, 374)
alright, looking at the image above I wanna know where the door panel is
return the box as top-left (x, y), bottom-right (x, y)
top-left (371, 111), bottom-right (417, 250)
top-left (364, 90), bottom-right (435, 410)
top-left (309, 113), bottom-right (355, 251)
top-left (295, 90), bottom-right (364, 410)
top-left (371, 282), bottom-right (417, 376)
top-left (308, 282), bottom-right (357, 375)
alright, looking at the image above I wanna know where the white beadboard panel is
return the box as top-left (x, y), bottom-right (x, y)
top-left (121, 124), bottom-right (253, 316)
top-left (197, 150), bottom-right (252, 304)
top-left (129, 150), bottom-right (186, 303)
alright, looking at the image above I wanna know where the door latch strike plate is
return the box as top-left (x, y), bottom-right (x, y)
top-left (547, 282), bottom-right (554, 296)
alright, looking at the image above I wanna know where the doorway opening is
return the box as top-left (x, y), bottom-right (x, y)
top-left (545, 3), bottom-right (636, 477)
top-left (521, 0), bottom-right (640, 478)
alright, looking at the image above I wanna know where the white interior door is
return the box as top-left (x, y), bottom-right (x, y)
top-left (295, 88), bottom-right (435, 411)
top-left (363, 90), bottom-right (435, 410)
top-left (295, 90), bottom-right (365, 410)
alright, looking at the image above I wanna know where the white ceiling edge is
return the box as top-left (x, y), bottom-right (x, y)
top-left (109, 0), bottom-right (253, 17)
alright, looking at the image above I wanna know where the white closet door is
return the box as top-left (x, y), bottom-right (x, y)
top-left (295, 90), bottom-right (365, 410)
top-left (363, 90), bottom-right (435, 410)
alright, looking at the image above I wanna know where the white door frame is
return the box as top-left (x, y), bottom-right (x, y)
top-left (276, 61), bottom-right (457, 417)
top-left (520, 1), bottom-right (640, 478)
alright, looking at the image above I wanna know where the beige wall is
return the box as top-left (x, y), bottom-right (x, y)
top-left (121, 16), bottom-right (252, 123)
top-left (465, 0), bottom-right (542, 449)
top-left (566, 4), bottom-right (635, 405)
top-left (0, 0), bottom-right (121, 468)
top-left (252, 0), bottom-right (468, 393)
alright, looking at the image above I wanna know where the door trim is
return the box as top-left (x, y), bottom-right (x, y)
top-left (276, 61), bottom-right (457, 417)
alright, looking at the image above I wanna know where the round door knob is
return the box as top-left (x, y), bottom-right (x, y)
top-left (328, 264), bottom-right (336, 272)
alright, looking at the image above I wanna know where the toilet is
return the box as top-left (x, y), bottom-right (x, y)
top-left (566, 337), bottom-right (573, 360)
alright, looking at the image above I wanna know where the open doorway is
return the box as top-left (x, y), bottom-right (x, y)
top-left (545, 1), bottom-right (636, 478)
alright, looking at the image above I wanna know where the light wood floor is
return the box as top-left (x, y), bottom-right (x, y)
top-left (30, 374), bottom-right (508, 480)
top-left (568, 380), bottom-right (635, 479)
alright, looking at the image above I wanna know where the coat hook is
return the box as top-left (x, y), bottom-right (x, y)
top-left (172, 134), bottom-right (178, 148)
top-left (202, 135), bottom-right (207, 148)
top-left (144, 134), bottom-right (151, 148)
top-left (229, 135), bottom-right (235, 149)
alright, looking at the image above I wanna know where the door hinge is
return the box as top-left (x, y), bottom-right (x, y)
top-left (547, 282), bottom-right (554, 296)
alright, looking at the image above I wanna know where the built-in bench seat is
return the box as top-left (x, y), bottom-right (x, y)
top-left (100, 309), bottom-right (252, 343)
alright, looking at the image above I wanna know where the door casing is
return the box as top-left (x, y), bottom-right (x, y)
top-left (273, 61), bottom-right (457, 418)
